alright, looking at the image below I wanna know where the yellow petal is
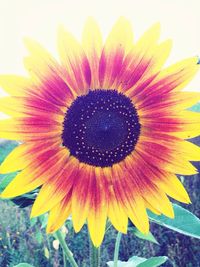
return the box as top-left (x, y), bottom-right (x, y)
top-left (176, 140), bottom-right (200, 161)
top-left (0, 117), bottom-right (61, 141)
top-left (87, 168), bottom-right (108, 247)
top-left (128, 39), bottom-right (172, 94)
top-left (108, 192), bottom-right (128, 233)
top-left (46, 195), bottom-right (71, 233)
top-left (100, 17), bottom-right (133, 88)
top-left (1, 148), bottom-right (68, 198)
top-left (138, 92), bottom-right (200, 115)
top-left (155, 172), bottom-right (191, 204)
top-left (136, 22), bottom-right (161, 48)
top-left (118, 23), bottom-right (161, 92)
top-left (0, 141), bottom-right (61, 174)
top-left (172, 111), bottom-right (200, 139)
top-left (31, 157), bottom-right (77, 217)
top-left (82, 17), bottom-right (102, 89)
top-left (113, 163), bottom-right (149, 234)
top-left (0, 143), bottom-right (30, 173)
top-left (24, 38), bottom-right (60, 83)
top-left (0, 96), bottom-right (65, 124)
top-left (71, 165), bottom-right (93, 232)
top-left (57, 26), bottom-right (91, 96)
top-left (105, 16), bottom-right (133, 55)
top-left (104, 168), bottom-right (128, 233)
top-left (145, 201), bottom-right (161, 215)
top-left (139, 134), bottom-right (200, 162)
top-left (0, 75), bottom-right (32, 97)
top-left (24, 38), bottom-right (74, 106)
top-left (0, 97), bottom-right (24, 117)
top-left (155, 57), bottom-right (199, 92)
top-left (144, 188), bottom-right (174, 218)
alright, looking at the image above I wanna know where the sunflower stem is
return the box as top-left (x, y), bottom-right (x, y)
top-left (89, 236), bottom-right (100, 267)
top-left (113, 232), bottom-right (122, 267)
top-left (63, 252), bottom-right (67, 267)
top-left (55, 230), bottom-right (78, 267)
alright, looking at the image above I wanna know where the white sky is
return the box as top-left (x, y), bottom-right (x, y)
top-left (0, 0), bottom-right (199, 97)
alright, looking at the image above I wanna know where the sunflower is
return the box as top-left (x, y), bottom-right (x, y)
top-left (0, 18), bottom-right (200, 247)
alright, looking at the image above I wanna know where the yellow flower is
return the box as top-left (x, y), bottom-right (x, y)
top-left (0, 18), bottom-right (200, 247)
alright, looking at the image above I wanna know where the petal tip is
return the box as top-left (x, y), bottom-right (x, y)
top-left (114, 16), bottom-right (132, 31)
top-left (117, 16), bottom-right (130, 23)
top-left (23, 37), bottom-right (39, 53)
top-left (148, 22), bottom-right (161, 36)
top-left (72, 216), bottom-right (84, 233)
top-left (46, 225), bottom-right (54, 234)
top-left (23, 37), bottom-right (31, 46)
top-left (0, 162), bottom-right (13, 174)
top-left (120, 228), bottom-right (127, 234)
top-left (30, 210), bottom-right (36, 219)
top-left (138, 219), bottom-right (150, 235)
top-left (1, 188), bottom-right (13, 199)
top-left (85, 16), bottom-right (97, 25)
top-left (153, 22), bottom-right (161, 30)
top-left (57, 24), bottom-right (67, 36)
top-left (30, 204), bottom-right (42, 218)
top-left (184, 194), bottom-right (192, 204)
top-left (165, 39), bottom-right (173, 49)
top-left (169, 213), bottom-right (175, 219)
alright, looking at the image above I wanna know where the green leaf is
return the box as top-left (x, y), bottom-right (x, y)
top-left (35, 230), bottom-right (43, 244)
top-left (128, 256), bottom-right (146, 266)
top-left (107, 256), bottom-right (167, 267)
top-left (136, 256), bottom-right (168, 267)
top-left (148, 204), bottom-right (200, 239)
top-left (39, 213), bottom-right (48, 229)
top-left (107, 260), bottom-right (135, 267)
top-left (132, 228), bottom-right (158, 244)
top-left (13, 264), bottom-right (35, 267)
top-left (30, 217), bottom-right (38, 227)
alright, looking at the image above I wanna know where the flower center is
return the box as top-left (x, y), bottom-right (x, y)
top-left (62, 89), bottom-right (140, 167)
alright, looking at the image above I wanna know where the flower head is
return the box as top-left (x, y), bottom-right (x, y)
top-left (0, 18), bottom-right (200, 247)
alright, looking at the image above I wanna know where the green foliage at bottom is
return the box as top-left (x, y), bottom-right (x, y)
top-left (107, 256), bottom-right (167, 267)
